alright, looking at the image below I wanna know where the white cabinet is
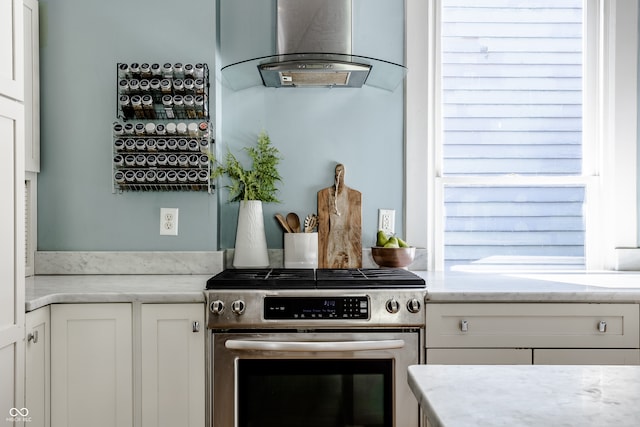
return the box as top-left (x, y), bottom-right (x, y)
top-left (25, 306), bottom-right (50, 427)
top-left (425, 303), bottom-right (640, 365)
top-left (0, 0), bottom-right (24, 100)
top-left (23, 0), bottom-right (39, 172)
top-left (140, 304), bottom-right (205, 427)
top-left (51, 303), bottom-right (133, 427)
top-left (49, 302), bottom-right (205, 427)
top-left (0, 41), bottom-right (25, 419)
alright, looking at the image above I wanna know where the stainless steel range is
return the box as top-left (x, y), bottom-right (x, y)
top-left (205, 268), bottom-right (426, 427)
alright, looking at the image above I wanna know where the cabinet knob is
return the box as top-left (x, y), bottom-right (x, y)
top-left (598, 320), bottom-right (607, 332)
top-left (27, 331), bottom-right (38, 344)
top-left (192, 321), bottom-right (200, 333)
top-left (460, 320), bottom-right (469, 332)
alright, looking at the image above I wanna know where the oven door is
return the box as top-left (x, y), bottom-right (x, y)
top-left (211, 330), bottom-right (421, 427)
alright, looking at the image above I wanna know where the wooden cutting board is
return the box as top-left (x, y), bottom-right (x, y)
top-left (317, 163), bottom-right (362, 268)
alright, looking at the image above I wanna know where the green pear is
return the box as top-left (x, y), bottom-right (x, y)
top-left (397, 237), bottom-right (409, 248)
top-left (376, 230), bottom-right (389, 247)
top-left (384, 237), bottom-right (400, 248)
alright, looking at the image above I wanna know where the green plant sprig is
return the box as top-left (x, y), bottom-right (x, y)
top-left (210, 131), bottom-right (282, 203)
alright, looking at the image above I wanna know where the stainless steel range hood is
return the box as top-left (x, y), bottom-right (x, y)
top-left (220, 0), bottom-right (407, 91)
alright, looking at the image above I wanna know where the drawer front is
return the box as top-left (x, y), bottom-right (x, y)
top-left (534, 349), bottom-right (640, 365)
top-left (426, 303), bottom-right (639, 348)
top-left (427, 348), bottom-right (532, 365)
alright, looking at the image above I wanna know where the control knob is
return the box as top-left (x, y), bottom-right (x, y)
top-left (231, 300), bottom-right (246, 315)
top-left (407, 298), bottom-right (422, 313)
top-left (385, 298), bottom-right (400, 314)
top-left (210, 300), bottom-right (225, 315)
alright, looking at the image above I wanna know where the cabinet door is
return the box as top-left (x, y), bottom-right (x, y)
top-left (534, 349), bottom-right (640, 365)
top-left (140, 303), bottom-right (205, 427)
top-left (25, 306), bottom-right (50, 427)
top-left (0, 96), bottom-right (25, 423)
top-left (51, 304), bottom-right (133, 427)
top-left (23, 0), bottom-right (39, 172)
top-left (427, 348), bottom-right (531, 365)
top-left (0, 0), bottom-right (23, 100)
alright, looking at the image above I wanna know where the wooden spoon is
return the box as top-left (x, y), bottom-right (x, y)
top-left (275, 213), bottom-right (293, 233)
top-left (286, 212), bottom-right (301, 233)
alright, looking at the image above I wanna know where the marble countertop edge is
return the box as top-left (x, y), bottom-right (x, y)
top-left (24, 270), bottom-right (640, 312)
top-left (25, 291), bottom-right (206, 312)
top-left (25, 274), bottom-right (209, 312)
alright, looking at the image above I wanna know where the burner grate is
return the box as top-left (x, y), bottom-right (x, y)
top-left (316, 268), bottom-right (425, 288)
top-left (206, 268), bottom-right (425, 290)
top-left (206, 268), bottom-right (316, 289)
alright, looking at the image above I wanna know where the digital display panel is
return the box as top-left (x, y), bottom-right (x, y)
top-left (264, 297), bottom-right (369, 320)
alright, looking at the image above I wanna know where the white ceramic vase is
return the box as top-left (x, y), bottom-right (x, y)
top-left (233, 200), bottom-right (269, 268)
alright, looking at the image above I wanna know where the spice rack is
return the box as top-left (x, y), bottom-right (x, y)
top-left (113, 62), bottom-right (214, 193)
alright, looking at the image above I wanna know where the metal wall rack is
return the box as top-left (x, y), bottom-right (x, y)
top-left (112, 62), bottom-right (214, 193)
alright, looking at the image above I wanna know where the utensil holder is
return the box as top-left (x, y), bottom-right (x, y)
top-left (284, 232), bottom-right (318, 269)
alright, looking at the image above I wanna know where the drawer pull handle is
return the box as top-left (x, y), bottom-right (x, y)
top-left (598, 320), bottom-right (607, 333)
top-left (27, 331), bottom-right (38, 344)
top-left (192, 321), bottom-right (200, 333)
top-left (460, 320), bottom-right (469, 332)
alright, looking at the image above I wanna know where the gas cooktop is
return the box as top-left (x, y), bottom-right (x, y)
top-left (206, 268), bottom-right (426, 290)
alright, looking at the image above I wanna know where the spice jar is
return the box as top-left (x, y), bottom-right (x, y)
top-left (184, 95), bottom-right (197, 119)
top-left (118, 63), bottom-right (130, 79)
top-left (162, 95), bottom-right (175, 120)
top-left (142, 95), bottom-right (156, 119)
top-left (130, 62), bottom-right (141, 79)
top-left (119, 95), bottom-right (134, 119)
top-left (131, 95), bottom-right (145, 119)
top-left (172, 95), bottom-right (185, 119)
top-left (184, 63), bottom-right (195, 78)
top-left (162, 63), bottom-right (174, 79)
top-left (173, 63), bottom-right (184, 79)
top-left (140, 63), bottom-right (152, 79)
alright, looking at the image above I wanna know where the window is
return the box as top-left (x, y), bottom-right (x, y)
top-left (405, 0), bottom-right (639, 271)
top-left (439, 0), bottom-right (587, 271)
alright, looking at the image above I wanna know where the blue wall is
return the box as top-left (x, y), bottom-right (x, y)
top-left (216, 0), bottom-right (406, 249)
top-left (37, 0), bottom-right (406, 251)
top-left (38, 0), bottom-right (218, 251)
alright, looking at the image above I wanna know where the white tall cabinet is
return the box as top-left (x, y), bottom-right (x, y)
top-left (23, 0), bottom-right (39, 277)
top-left (0, 0), bottom-right (26, 421)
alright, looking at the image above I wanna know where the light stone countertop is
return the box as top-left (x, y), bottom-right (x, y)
top-left (415, 270), bottom-right (640, 302)
top-left (408, 364), bottom-right (640, 427)
top-left (25, 270), bottom-right (640, 312)
top-left (25, 275), bottom-right (209, 312)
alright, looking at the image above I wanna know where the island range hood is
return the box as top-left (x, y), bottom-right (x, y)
top-left (220, 0), bottom-right (407, 91)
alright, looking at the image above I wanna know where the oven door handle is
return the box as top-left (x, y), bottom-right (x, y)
top-left (224, 339), bottom-right (405, 352)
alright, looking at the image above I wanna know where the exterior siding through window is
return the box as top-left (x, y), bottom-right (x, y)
top-left (440, 0), bottom-right (585, 270)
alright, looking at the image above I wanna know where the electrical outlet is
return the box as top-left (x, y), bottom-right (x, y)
top-left (160, 208), bottom-right (179, 236)
top-left (378, 209), bottom-right (395, 235)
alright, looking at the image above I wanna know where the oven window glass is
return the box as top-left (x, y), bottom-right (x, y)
top-left (238, 359), bottom-right (392, 427)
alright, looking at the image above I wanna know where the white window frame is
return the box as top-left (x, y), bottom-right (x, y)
top-left (405, 0), bottom-right (638, 271)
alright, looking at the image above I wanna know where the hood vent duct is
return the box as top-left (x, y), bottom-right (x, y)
top-left (220, 0), bottom-right (407, 91)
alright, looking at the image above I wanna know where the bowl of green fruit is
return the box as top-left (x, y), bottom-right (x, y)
top-left (372, 230), bottom-right (416, 268)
